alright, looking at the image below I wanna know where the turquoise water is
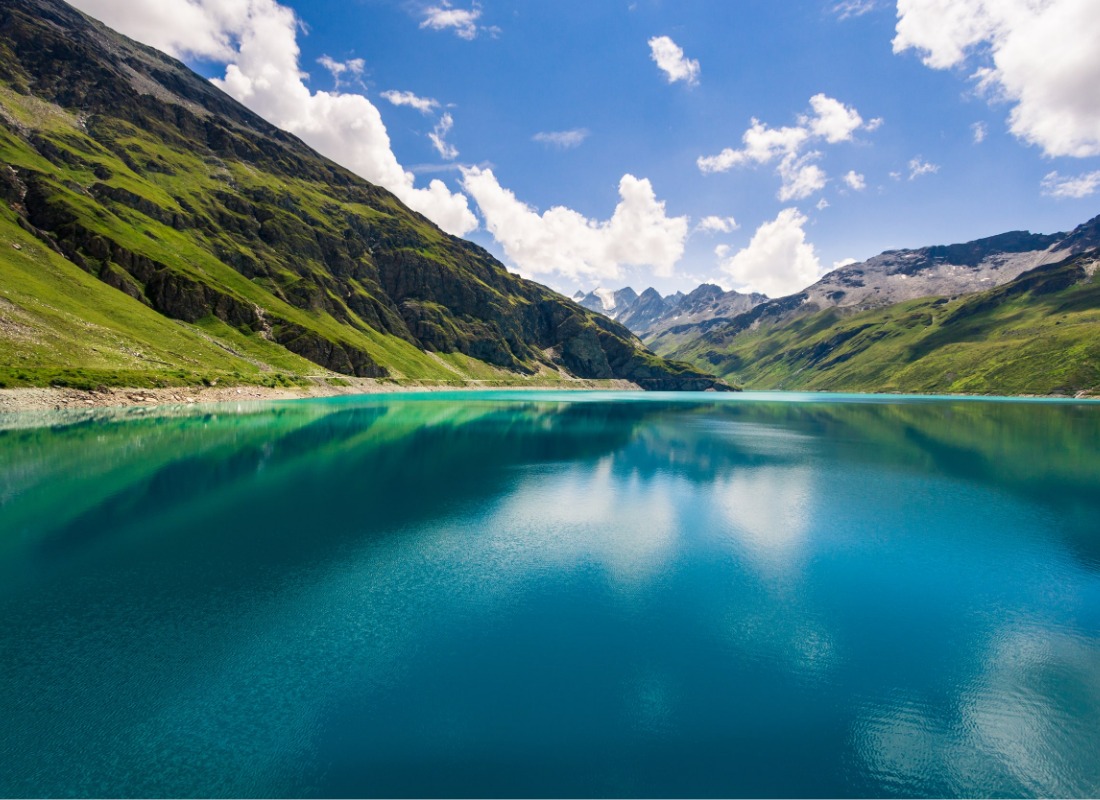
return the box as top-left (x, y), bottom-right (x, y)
top-left (1, 391), bottom-right (1099, 798)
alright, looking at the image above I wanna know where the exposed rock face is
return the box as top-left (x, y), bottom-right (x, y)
top-left (618, 287), bottom-right (670, 333)
top-left (0, 0), bottom-right (728, 390)
top-left (645, 283), bottom-right (768, 337)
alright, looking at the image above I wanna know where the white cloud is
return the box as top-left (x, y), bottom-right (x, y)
top-left (805, 93), bottom-right (864, 143)
top-left (66, 0), bottom-right (243, 61)
top-left (832, 0), bottom-right (880, 19)
top-left (316, 55), bottom-right (365, 89)
top-left (972, 121), bottom-right (988, 143)
top-left (698, 120), bottom-right (809, 173)
top-left (715, 244), bottom-right (732, 258)
top-left (1041, 170), bottom-right (1100, 199)
top-left (816, 197), bottom-right (831, 210)
top-left (718, 209), bottom-right (824, 298)
top-left (419, 2), bottom-right (485, 40)
top-left (379, 90), bottom-right (439, 115)
top-left (894, 0), bottom-right (1100, 157)
top-left (696, 216), bottom-right (740, 234)
top-left (843, 170), bottom-right (867, 190)
top-left (778, 153), bottom-right (827, 201)
top-left (832, 257), bottom-right (858, 269)
top-left (908, 157), bottom-right (939, 179)
top-left (648, 35), bottom-right (701, 86)
top-left (889, 170), bottom-right (902, 181)
top-left (71, 0), bottom-right (477, 236)
top-left (698, 94), bottom-right (876, 201)
top-left (429, 112), bottom-right (459, 160)
top-left (461, 168), bottom-right (689, 282)
top-left (532, 129), bottom-right (590, 149)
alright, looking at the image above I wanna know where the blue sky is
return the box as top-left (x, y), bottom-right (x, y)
top-left (72, 0), bottom-right (1100, 298)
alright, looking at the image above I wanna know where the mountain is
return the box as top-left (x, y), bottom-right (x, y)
top-left (573, 283), bottom-right (767, 337)
top-left (649, 219), bottom-right (1100, 353)
top-left (573, 287), bottom-right (639, 318)
top-left (0, 0), bottom-right (727, 392)
top-left (645, 283), bottom-right (768, 338)
top-left (655, 216), bottom-right (1100, 396)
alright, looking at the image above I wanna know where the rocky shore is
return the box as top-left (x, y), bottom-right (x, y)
top-left (0, 378), bottom-right (643, 416)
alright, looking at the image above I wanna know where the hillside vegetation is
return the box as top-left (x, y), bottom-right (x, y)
top-left (661, 253), bottom-right (1100, 396)
top-left (0, 0), bottom-right (724, 391)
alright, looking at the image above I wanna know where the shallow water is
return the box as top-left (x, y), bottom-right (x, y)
top-left (1, 391), bottom-right (1098, 797)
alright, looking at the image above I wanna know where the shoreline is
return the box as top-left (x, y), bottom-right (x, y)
top-left (0, 378), bottom-right (644, 415)
top-left (0, 380), bottom-right (1093, 421)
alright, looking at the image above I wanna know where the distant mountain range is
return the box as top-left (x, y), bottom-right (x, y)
top-left (0, 0), bottom-right (725, 391)
top-left (649, 215), bottom-right (1100, 396)
top-left (573, 284), bottom-right (768, 337)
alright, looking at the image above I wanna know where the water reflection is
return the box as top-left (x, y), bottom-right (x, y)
top-left (0, 392), bottom-right (1098, 797)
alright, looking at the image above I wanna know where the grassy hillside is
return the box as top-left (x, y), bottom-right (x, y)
top-left (0, 0), bottom-right (724, 391)
top-left (661, 254), bottom-right (1100, 396)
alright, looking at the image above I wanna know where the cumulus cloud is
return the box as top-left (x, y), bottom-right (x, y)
top-left (806, 93), bottom-right (865, 143)
top-left (1041, 170), bottom-right (1100, 198)
top-left (698, 121), bottom-right (808, 173)
top-left (893, 0), bottom-right (1100, 157)
top-left (68, 0), bottom-right (243, 61)
top-left (715, 244), bottom-right (732, 258)
top-left (843, 170), bottom-right (867, 190)
top-left (698, 94), bottom-right (875, 200)
top-left (696, 216), bottom-right (740, 234)
top-left (461, 168), bottom-right (689, 282)
top-left (816, 197), bottom-right (831, 210)
top-left (778, 153), bottom-right (827, 201)
top-left (70, 0), bottom-right (477, 236)
top-left (419, 2), bottom-right (487, 40)
top-left (648, 35), bottom-right (701, 86)
top-left (718, 209), bottom-right (824, 298)
top-left (317, 55), bottom-right (365, 89)
top-left (379, 89), bottom-right (439, 114)
top-left (908, 157), bottom-right (939, 179)
top-left (532, 129), bottom-right (590, 149)
top-left (429, 112), bottom-right (459, 160)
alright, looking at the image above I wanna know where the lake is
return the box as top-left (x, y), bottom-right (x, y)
top-left (1, 391), bottom-right (1098, 798)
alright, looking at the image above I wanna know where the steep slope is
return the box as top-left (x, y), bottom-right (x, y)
top-left (0, 0), bottom-right (725, 391)
top-left (617, 287), bottom-right (672, 333)
top-left (666, 250), bottom-right (1100, 396)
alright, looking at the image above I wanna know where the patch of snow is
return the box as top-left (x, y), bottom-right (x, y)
top-left (594, 287), bottom-right (617, 312)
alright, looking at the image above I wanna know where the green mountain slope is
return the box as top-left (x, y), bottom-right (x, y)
top-left (661, 253), bottom-right (1100, 396)
top-left (0, 0), bottom-right (724, 391)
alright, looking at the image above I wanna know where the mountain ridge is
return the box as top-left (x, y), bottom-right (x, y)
top-left (574, 282), bottom-right (768, 337)
top-left (650, 214), bottom-right (1100, 354)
